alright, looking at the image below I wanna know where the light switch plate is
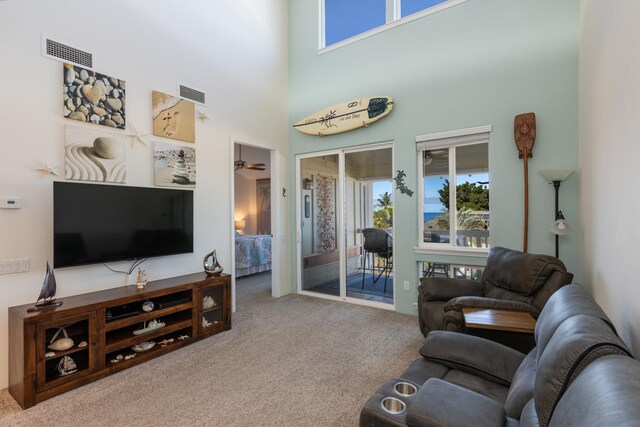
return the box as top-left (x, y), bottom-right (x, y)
top-left (0, 258), bottom-right (30, 274)
top-left (403, 280), bottom-right (411, 291)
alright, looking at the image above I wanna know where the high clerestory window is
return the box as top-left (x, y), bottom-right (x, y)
top-left (321, 0), bottom-right (466, 50)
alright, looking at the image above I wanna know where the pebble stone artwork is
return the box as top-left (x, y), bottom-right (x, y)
top-left (63, 63), bottom-right (126, 129)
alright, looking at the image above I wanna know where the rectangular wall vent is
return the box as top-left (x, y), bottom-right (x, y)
top-left (178, 84), bottom-right (206, 105)
top-left (42, 36), bottom-right (94, 69)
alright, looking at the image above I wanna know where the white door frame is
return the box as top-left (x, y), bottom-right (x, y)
top-left (295, 141), bottom-right (395, 311)
top-left (229, 136), bottom-right (282, 313)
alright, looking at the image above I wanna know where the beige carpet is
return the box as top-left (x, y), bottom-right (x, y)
top-left (0, 272), bottom-right (422, 426)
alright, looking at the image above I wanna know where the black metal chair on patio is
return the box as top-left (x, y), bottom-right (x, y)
top-left (361, 228), bottom-right (393, 293)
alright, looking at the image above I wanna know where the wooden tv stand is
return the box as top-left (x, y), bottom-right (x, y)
top-left (9, 272), bottom-right (231, 409)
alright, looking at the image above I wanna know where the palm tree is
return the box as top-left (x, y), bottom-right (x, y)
top-left (375, 192), bottom-right (392, 210)
top-left (434, 208), bottom-right (486, 230)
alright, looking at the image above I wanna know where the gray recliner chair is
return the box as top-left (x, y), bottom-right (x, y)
top-left (417, 246), bottom-right (573, 336)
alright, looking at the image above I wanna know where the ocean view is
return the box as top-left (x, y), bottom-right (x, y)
top-left (424, 212), bottom-right (442, 221)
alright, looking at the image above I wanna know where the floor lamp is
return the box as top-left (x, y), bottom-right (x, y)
top-left (539, 169), bottom-right (574, 258)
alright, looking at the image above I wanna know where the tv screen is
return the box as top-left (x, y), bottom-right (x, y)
top-left (54, 182), bottom-right (194, 268)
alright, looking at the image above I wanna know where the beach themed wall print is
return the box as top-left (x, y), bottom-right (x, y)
top-left (154, 141), bottom-right (196, 188)
top-left (63, 64), bottom-right (126, 129)
top-left (64, 125), bottom-right (127, 183)
top-left (152, 91), bottom-right (195, 143)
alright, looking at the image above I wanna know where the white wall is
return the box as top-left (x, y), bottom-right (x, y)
top-left (580, 0), bottom-right (640, 354)
top-left (0, 0), bottom-right (289, 389)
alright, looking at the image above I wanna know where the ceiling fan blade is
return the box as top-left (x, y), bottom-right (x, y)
top-left (246, 165), bottom-right (266, 171)
top-left (246, 163), bottom-right (266, 168)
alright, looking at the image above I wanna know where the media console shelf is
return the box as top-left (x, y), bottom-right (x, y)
top-left (9, 272), bottom-right (231, 409)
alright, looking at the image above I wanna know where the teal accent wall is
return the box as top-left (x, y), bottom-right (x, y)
top-left (288, 0), bottom-right (580, 314)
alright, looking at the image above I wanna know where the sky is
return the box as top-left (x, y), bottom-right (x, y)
top-left (325, 0), bottom-right (448, 46)
top-left (373, 180), bottom-right (393, 207)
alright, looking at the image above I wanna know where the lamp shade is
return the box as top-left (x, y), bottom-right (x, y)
top-left (234, 220), bottom-right (246, 231)
top-left (539, 168), bottom-right (574, 183)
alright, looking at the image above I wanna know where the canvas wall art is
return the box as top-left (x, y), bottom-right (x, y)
top-left (152, 91), bottom-right (195, 143)
top-left (256, 178), bottom-right (271, 235)
top-left (64, 125), bottom-right (127, 183)
top-left (154, 140), bottom-right (196, 188)
top-left (63, 64), bottom-right (126, 129)
top-left (316, 175), bottom-right (336, 253)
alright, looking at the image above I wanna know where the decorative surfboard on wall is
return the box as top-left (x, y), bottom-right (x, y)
top-left (293, 96), bottom-right (394, 136)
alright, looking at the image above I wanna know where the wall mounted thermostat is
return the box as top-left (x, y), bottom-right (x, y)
top-left (1, 197), bottom-right (21, 209)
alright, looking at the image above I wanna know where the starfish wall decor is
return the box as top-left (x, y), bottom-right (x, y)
top-left (125, 120), bottom-right (150, 147)
top-left (197, 110), bottom-right (210, 123)
top-left (36, 161), bottom-right (59, 177)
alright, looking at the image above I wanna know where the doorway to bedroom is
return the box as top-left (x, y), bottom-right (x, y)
top-left (233, 143), bottom-right (273, 309)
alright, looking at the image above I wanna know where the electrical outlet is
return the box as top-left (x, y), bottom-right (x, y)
top-left (403, 280), bottom-right (411, 291)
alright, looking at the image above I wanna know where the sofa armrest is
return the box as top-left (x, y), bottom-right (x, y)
top-left (419, 331), bottom-right (525, 385)
top-left (406, 378), bottom-right (506, 427)
top-left (444, 296), bottom-right (540, 316)
top-left (419, 278), bottom-right (484, 302)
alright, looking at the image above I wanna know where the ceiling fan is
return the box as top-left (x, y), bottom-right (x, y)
top-left (234, 145), bottom-right (266, 171)
top-left (424, 150), bottom-right (448, 166)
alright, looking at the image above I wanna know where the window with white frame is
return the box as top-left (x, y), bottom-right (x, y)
top-left (321, 0), bottom-right (462, 49)
top-left (417, 126), bottom-right (491, 250)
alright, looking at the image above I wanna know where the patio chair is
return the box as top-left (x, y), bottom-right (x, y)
top-left (361, 228), bottom-right (393, 293)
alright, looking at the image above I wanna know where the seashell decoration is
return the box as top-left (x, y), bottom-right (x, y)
top-left (48, 325), bottom-right (74, 351)
top-left (142, 300), bottom-right (155, 312)
top-left (203, 250), bottom-right (223, 276)
top-left (78, 341), bottom-right (88, 348)
top-left (131, 341), bottom-right (156, 353)
top-left (202, 316), bottom-right (212, 328)
top-left (49, 337), bottom-right (74, 351)
top-left (202, 296), bottom-right (216, 310)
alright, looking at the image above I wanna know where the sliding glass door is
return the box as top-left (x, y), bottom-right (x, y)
top-left (299, 154), bottom-right (343, 296)
top-left (297, 144), bottom-right (394, 308)
top-left (344, 146), bottom-right (394, 304)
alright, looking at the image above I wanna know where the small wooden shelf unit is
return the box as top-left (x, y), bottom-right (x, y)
top-left (9, 272), bottom-right (231, 409)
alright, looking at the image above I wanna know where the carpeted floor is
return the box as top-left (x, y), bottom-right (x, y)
top-left (0, 272), bottom-right (422, 426)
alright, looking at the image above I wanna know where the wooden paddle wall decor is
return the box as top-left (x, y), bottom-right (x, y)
top-left (514, 113), bottom-right (536, 253)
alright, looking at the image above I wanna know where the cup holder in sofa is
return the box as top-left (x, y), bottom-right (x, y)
top-left (394, 382), bottom-right (417, 397)
top-left (380, 397), bottom-right (406, 415)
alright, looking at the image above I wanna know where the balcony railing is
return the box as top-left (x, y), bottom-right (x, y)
top-left (423, 229), bottom-right (490, 248)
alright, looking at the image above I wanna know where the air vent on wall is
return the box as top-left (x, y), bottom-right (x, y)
top-left (41, 36), bottom-right (94, 69)
top-left (178, 84), bottom-right (206, 105)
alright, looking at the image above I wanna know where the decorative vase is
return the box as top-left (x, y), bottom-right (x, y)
top-left (203, 250), bottom-right (223, 276)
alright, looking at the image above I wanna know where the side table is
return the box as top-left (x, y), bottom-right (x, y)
top-left (462, 308), bottom-right (536, 353)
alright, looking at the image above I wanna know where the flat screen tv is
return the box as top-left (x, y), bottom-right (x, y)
top-left (54, 182), bottom-right (194, 268)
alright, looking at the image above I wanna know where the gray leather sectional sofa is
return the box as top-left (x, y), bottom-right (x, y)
top-left (360, 284), bottom-right (640, 426)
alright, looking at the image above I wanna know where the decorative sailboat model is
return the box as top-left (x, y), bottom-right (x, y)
top-left (27, 262), bottom-right (63, 313)
top-left (57, 356), bottom-right (78, 376)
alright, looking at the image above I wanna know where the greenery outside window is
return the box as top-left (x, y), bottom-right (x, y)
top-left (417, 126), bottom-right (491, 252)
top-left (321, 0), bottom-right (465, 49)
